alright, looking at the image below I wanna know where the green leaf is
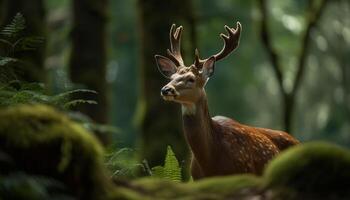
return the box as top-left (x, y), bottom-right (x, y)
top-left (58, 89), bottom-right (97, 96)
top-left (0, 13), bottom-right (25, 38)
top-left (14, 36), bottom-right (45, 51)
top-left (63, 99), bottom-right (97, 109)
top-left (151, 166), bottom-right (164, 178)
top-left (0, 81), bottom-right (98, 109)
top-left (0, 57), bottom-right (18, 66)
top-left (50, 88), bottom-right (97, 109)
top-left (82, 122), bottom-right (120, 135)
top-left (20, 82), bottom-right (45, 92)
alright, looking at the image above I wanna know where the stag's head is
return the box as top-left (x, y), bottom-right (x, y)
top-left (155, 22), bottom-right (242, 105)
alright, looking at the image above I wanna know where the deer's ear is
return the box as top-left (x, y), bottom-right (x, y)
top-left (201, 56), bottom-right (215, 78)
top-left (155, 55), bottom-right (177, 78)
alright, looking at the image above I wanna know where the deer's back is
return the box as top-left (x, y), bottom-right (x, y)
top-left (212, 116), bottom-right (299, 151)
top-left (255, 127), bottom-right (300, 150)
top-left (209, 116), bottom-right (298, 175)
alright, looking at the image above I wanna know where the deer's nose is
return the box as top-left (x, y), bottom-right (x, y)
top-left (161, 86), bottom-right (175, 96)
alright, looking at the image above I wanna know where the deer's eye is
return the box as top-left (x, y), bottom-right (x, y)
top-left (187, 78), bottom-right (195, 84)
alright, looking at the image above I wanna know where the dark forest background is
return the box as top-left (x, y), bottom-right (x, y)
top-left (0, 0), bottom-right (349, 169)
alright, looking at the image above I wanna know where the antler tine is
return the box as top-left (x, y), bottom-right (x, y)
top-left (195, 22), bottom-right (241, 68)
top-left (215, 22), bottom-right (241, 61)
top-left (194, 48), bottom-right (203, 67)
top-left (167, 24), bottom-right (184, 66)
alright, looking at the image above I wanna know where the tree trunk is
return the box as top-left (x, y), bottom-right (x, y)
top-left (0, 1), bottom-right (5, 21)
top-left (258, 0), bottom-right (329, 134)
top-left (69, 0), bottom-right (109, 129)
top-left (137, 0), bottom-right (196, 176)
top-left (283, 94), bottom-right (295, 133)
top-left (0, 0), bottom-right (46, 82)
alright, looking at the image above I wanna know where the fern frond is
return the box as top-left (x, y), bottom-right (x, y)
top-left (105, 148), bottom-right (143, 179)
top-left (0, 57), bottom-right (18, 66)
top-left (63, 99), bottom-right (97, 109)
top-left (151, 146), bottom-right (182, 182)
top-left (151, 166), bottom-right (164, 178)
top-left (20, 82), bottom-right (45, 92)
top-left (0, 80), bottom-right (116, 141)
top-left (57, 88), bottom-right (97, 96)
top-left (163, 146), bottom-right (182, 182)
top-left (10, 90), bottom-right (49, 104)
top-left (0, 13), bottom-right (25, 38)
top-left (49, 89), bottom-right (97, 109)
top-left (52, 89), bottom-right (97, 102)
top-left (82, 122), bottom-right (120, 135)
top-left (14, 36), bottom-right (45, 51)
top-left (0, 82), bottom-right (96, 108)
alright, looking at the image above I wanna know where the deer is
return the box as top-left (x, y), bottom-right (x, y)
top-left (155, 22), bottom-right (300, 180)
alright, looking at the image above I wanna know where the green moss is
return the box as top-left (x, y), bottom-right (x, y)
top-left (191, 175), bottom-right (261, 195)
top-left (0, 104), bottom-right (110, 200)
top-left (110, 175), bottom-right (261, 200)
top-left (131, 178), bottom-right (190, 199)
top-left (109, 187), bottom-right (152, 200)
top-left (264, 141), bottom-right (350, 199)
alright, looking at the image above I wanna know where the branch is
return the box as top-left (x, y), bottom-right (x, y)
top-left (291, 0), bottom-right (330, 96)
top-left (258, 0), bottom-right (285, 97)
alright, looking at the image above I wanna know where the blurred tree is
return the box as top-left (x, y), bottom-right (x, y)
top-left (136, 0), bottom-right (196, 174)
top-left (294, 0), bottom-right (350, 145)
top-left (0, 0), bottom-right (46, 82)
top-left (69, 0), bottom-right (109, 135)
top-left (0, 1), bottom-right (4, 21)
top-left (258, 0), bottom-right (329, 133)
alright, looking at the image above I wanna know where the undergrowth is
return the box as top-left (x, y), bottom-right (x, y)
top-left (106, 145), bottom-right (183, 182)
top-left (0, 14), bottom-right (117, 199)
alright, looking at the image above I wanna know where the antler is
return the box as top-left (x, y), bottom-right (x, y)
top-left (195, 22), bottom-right (242, 67)
top-left (167, 24), bottom-right (184, 66)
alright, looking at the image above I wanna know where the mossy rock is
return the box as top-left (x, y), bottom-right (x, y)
top-left (264, 141), bottom-right (350, 200)
top-left (0, 104), bottom-right (111, 200)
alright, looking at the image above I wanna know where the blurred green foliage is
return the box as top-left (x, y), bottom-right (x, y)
top-left (0, 173), bottom-right (74, 200)
top-left (105, 147), bottom-right (145, 179)
top-left (0, 13), bottom-right (118, 139)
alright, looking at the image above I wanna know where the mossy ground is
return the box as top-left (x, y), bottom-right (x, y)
top-left (1, 104), bottom-right (350, 200)
top-left (110, 175), bottom-right (262, 200)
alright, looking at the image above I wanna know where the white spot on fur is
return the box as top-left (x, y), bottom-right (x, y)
top-left (203, 78), bottom-right (209, 87)
top-left (182, 104), bottom-right (196, 115)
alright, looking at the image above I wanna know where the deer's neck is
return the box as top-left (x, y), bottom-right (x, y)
top-left (181, 92), bottom-right (215, 165)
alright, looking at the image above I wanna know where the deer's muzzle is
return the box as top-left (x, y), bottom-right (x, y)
top-left (161, 85), bottom-right (177, 100)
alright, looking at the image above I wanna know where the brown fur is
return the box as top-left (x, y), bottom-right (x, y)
top-left (182, 96), bottom-right (299, 180)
